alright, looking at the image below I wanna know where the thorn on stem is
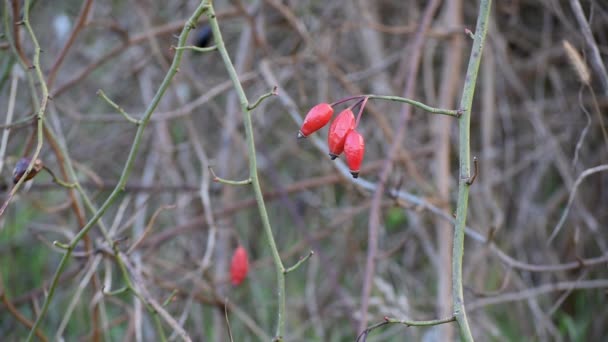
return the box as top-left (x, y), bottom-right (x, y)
top-left (464, 28), bottom-right (475, 40)
top-left (466, 156), bottom-right (478, 186)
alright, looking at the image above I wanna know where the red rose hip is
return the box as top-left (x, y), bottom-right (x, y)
top-left (230, 246), bottom-right (249, 286)
top-left (344, 130), bottom-right (365, 178)
top-left (327, 108), bottom-right (356, 159)
top-left (298, 103), bottom-right (334, 138)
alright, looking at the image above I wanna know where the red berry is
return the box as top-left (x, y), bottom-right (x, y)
top-left (344, 130), bottom-right (365, 178)
top-left (230, 246), bottom-right (249, 286)
top-left (298, 103), bottom-right (333, 138)
top-left (327, 108), bottom-right (355, 159)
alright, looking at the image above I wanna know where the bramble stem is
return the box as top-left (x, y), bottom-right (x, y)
top-left (452, 0), bottom-right (492, 341)
top-left (207, 3), bottom-right (287, 340)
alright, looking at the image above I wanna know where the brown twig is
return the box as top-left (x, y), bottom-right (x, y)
top-left (0, 278), bottom-right (49, 342)
top-left (10, 0), bottom-right (31, 67)
top-left (47, 0), bottom-right (94, 89)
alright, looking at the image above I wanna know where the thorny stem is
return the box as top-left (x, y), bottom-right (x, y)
top-left (452, 0), bottom-right (492, 341)
top-left (207, 3), bottom-right (287, 340)
top-left (25, 2), bottom-right (209, 340)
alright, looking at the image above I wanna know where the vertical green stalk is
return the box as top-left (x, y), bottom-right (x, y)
top-left (25, 2), bottom-right (209, 340)
top-left (207, 3), bottom-right (286, 340)
top-left (452, 0), bottom-right (492, 341)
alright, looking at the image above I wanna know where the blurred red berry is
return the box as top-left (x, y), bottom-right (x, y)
top-left (230, 246), bottom-right (249, 286)
top-left (298, 103), bottom-right (333, 138)
top-left (327, 108), bottom-right (356, 159)
top-left (344, 130), bottom-right (365, 178)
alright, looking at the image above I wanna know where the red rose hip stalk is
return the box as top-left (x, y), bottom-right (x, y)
top-left (344, 130), bottom-right (365, 178)
top-left (230, 246), bottom-right (249, 286)
top-left (297, 103), bottom-right (334, 138)
top-left (327, 108), bottom-right (356, 159)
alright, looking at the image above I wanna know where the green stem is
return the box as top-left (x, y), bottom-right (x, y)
top-left (283, 251), bottom-right (314, 274)
top-left (97, 89), bottom-right (140, 124)
top-left (385, 316), bottom-right (456, 326)
top-left (358, 316), bottom-right (455, 341)
top-left (25, 2), bottom-right (209, 340)
top-left (173, 45), bottom-right (218, 53)
top-left (207, 4), bottom-right (286, 340)
top-left (452, 1), bottom-right (492, 341)
top-left (248, 86), bottom-right (278, 110)
top-left (365, 94), bottom-right (460, 117)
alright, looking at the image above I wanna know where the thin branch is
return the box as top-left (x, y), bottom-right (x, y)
top-left (248, 85), bottom-right (278, 110)
top-left (366, 94), bottom-right (461, 117)
top-left (127, 204), bottom-right (177, 254)
top-left (209, 166), bottom-right (252, 186)
top-left (172, 44), bottom-right (217, 53)
top-left (46, 0), bottom-right (94, 89)
top-left (469, 278), bottom-right (608, 310)
top-left (283, 250), bottom-right (314, 274)
top-left (0, 277), bottom-right (49, 342)
top-left (547, 164), bottom-right (608, 244)
top-left (0, 67), bottom-right (19, 176)
top-left (97, 89), bottom-right (140, 124)
top-left (357, 316), bottom-right (456, 342)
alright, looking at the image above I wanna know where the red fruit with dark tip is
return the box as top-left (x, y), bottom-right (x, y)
top-left (298, 103), bottom-right (333, 138)
top-left (344, 130), bottom-right (365, 178)
top-left (230, 246), bottom-right (249, 286)
top-left (327, 108), bottom-right (355, 159)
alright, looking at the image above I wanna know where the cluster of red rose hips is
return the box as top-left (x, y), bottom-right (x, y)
top-left (297, 97), bottom-right (368, 178)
